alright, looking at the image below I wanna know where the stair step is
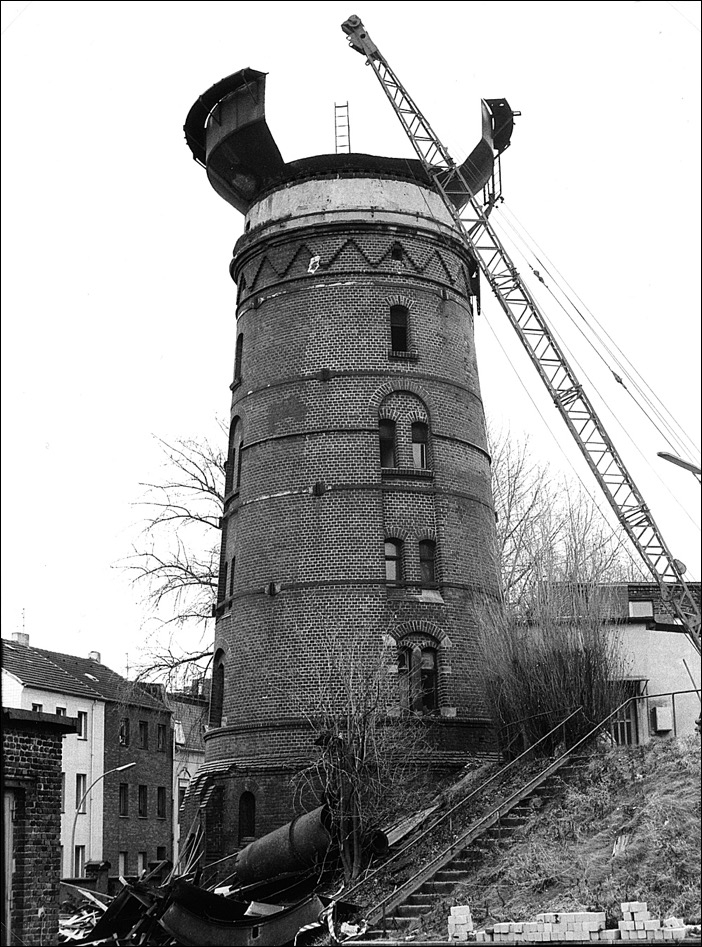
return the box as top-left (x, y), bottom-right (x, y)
top-left (395, 903), bottom-right (432, 917)
top-left (420, 880), bottom-right (457, 894)
top-left (434, 869), bottom-right (470, 881)
top-left (383, 915), bottom-right (417, 929)
top-left (407, 893), bottom-right (434, 906)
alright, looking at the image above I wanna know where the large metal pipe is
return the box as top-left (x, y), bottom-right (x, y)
top-left (233, 806), bottom-right (333, 885)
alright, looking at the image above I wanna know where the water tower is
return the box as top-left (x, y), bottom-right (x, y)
top-left (184, 68), bottom-right (506, 848)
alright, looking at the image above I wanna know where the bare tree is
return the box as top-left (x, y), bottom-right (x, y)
top-left (290, 632), bottom-right (432, 884)
top-left (124, 425), bottom-right (225, 686)
top-left (489, 427), bottom-right (643, 612)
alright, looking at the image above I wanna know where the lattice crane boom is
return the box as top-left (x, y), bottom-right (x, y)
top-left (341, 15), bottom-right (701, 652)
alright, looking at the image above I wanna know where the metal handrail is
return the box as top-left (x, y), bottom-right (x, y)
top-left (342, 705), bottom-right (584, 904)
top-left (365, 687), bottom-right (700, 920)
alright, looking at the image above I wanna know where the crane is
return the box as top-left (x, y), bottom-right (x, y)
top-left (341, 15), bottom-right (701, 654)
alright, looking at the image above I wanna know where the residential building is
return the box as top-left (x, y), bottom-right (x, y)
top-left (168, 681), bottom-right (208, 865)
top-left (1, 635), bottom-right (173, 879)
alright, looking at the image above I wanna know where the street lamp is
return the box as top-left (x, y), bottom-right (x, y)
top-left (657, 452), bottom-right (702, 481)
top-left (70, 761), bottom-right (136, 876)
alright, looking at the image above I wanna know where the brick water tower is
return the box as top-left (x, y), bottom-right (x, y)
top-left (184, 68), bottom-right (507, 848)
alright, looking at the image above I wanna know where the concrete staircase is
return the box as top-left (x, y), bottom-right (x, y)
top-left (369, 755), bottom-right (588, 934)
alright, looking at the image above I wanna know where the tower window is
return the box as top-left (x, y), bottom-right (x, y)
top-left (398, 646), bottom-right (439, 714)
top-left (229, 557), bottom-right (236, 598)
top-left (384, 540), bottom-right (403, 586)
top-left (225, 419), bottom-right (241, 496)
top-left (237, 440), bottom-right (244, 489)
top-left (411, 422), bottom-right (429, 469)
top-left (391, 243), bottom-right (403, 261)
top-left (379, 419), bottom-right (396, 468)
top-left (209, 650), bottom-right (225, 728)
top-left (218, 560), bottom-right (228, 605)
top-left (390, 305), bottom-right (409, 352)
top-left (234, 333), bottom-right (244, 383)
top-left (419, 540), bottom-right (437, 586)
top-left (238, 791), bottom-right (256, 844)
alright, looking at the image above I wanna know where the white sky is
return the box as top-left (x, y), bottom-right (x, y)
top-left (2, 1), bottom-right (700, 677)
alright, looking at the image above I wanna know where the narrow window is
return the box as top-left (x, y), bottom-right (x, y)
top-left (419, 540), bottom-right (437, 586)
top-left (138, 720), bottom-right (148, 749)
top-left (412, 422), bottom-right (429, 469)
top-left (119, 717), bottom-right (130, 746)
top-left (234, 333), bottom-right (244, 382)
top-left (118, 851), bottom-right (128, 876)
top-left (157, 786), bottom-right (167, 819)
top-left (379, 419), bottom-right (396, 468)
top-left (218, 560), bottom-right (228, 605)
top-left (390, 305), bottom-right (409, 352)
top-left (138, 785), bottom-right (148, 818)
top-left (391, 243), bottom-right (403, 261)
top-left (236, 440), bottom-right (244, 489)
top-left (229, 556), bottom-right (236, 598)
top-left (137, 851), bottom-right (147, 875)
top-left (61, 773), bottom-right (66, 813)
top-left (157, 846), bottom-right (167, 862)
top-left (239, 791), bottom-right (256, 844)
top-left (209, 650), bottom-right (225, 728)
top-left (157, 723), bottom-right (167, 752)
top-left (225, 419), bottom-right (239, 495)
top-left (77, 710), bottom-right (88, 739)
top-left (178, 786), bottom-right (187, 822)
top-left (119, 783), bottom-right (129, 817)
top-left (420, 648), bottom-right (439, 713)
top-left (384, 540), bottom-right (403, 586)
top-left (74, 846), bottom-right (86, 878)
top-left (76, 773), bottom-right (87, 813)
top-left (398, 646), bottom-right (439, 714)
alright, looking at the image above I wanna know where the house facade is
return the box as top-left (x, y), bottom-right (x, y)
top-left (1, 635), bottom-right (174, 880)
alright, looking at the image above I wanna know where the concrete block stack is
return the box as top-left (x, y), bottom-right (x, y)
top-left (617, 903), bottom-right (687, 941)
top-left (475, 911), bottom-right (605, 942)
top-left (448, 905), bottom-right (474, 942)
top-left (473, 903), bottom-right (689, 942)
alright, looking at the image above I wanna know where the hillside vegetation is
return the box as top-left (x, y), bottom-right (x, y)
top-left (407, 736), bottom-right (701, 938)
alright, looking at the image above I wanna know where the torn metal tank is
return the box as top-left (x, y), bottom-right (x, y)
top-left (184, 69), bottom-right (516, 214)
top-left (233, 806), bottom-right (333, 886)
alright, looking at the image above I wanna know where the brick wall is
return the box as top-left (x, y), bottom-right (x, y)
top-left (204, 171), bottom-right (501, 840)
top-left (101, 701), bottom-right (173, 876)
top-left (2, 708), bottom-right (76, 947)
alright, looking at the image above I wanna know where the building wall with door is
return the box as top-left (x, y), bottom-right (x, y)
top-left (2, 708), bottom-right (77, 947)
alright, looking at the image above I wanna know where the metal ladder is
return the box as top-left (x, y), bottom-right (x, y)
top-left (334, 102), bottom-right (351, 153)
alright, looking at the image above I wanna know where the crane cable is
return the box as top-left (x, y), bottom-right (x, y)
top-left (486, 218), bottom-right (701, 536)
top-left (494, 203), bottom-right (701, 462)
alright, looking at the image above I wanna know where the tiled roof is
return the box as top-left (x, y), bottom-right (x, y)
top-left (1, 640), bottom-right (168, 710)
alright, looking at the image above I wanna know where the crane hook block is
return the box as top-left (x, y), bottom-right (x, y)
top-left (342, 15), bottom-right (380, 58)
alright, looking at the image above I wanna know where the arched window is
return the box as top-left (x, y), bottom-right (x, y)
top-left (209, 650), bottom-right (225, 728)
top-left (398, 645), bottom-right (438, 714)
top-left (419, 540), bottom-right (436, 586)
top-left (384, 539), bottom-right (403, 586)
top-left (234, 333), bottom-right (244, 383)
top-left (229, 556), bottom-right (236, 598)
top-left (238, 791), bottom-right (256, 844)
top-left (236, 439), bottom-right (244, 489)
top-left (225, 419), bottom-right (240, 496)
top-left (391, 243), bottom-right (403, 261)
top-left (411, 422), bottom-right (429, 469)
top-left (379, 419), bottom-right (396, 468)
top-left (389, 305), bottom-right (409, 352)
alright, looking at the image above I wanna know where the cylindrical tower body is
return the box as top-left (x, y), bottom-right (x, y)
top-left (184, 69), bottom-right (502, 849)
top-left (204, 159), bottom-right (500, 842)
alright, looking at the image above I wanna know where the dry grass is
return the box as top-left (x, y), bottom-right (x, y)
top-left (411, 737), bottom-right (701, 937)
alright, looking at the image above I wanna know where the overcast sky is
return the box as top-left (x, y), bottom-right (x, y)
top-left (2, 0), bottom-right (700, 676)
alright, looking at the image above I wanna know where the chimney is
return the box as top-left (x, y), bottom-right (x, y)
top-left (12, 632), bottom-right (30, 647)
top-left (88, 651), bottom-right (101, 663)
